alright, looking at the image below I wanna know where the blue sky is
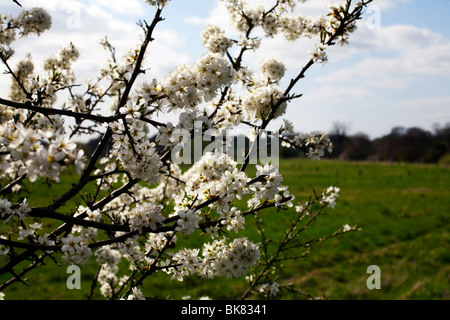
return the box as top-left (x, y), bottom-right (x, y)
top-left (1, 0), bottom-right (449, 139)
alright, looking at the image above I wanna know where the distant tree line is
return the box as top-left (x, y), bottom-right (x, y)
top-left (280, 122), bottom-right (450, 163)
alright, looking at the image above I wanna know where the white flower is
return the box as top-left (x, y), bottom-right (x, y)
top-left (38, 234), bottom-right (55, 253)
top-left (227, 212), bottom-right (245, 233)
top-left (321, 186), bottom-right (340, 208)
top-left (74, 149), bottom-right (85, 176)
top-left (61, 234), bottom-right (92, 265)
top-left (15, 199), bottom-right (31, 221)
top-left (212, 238), bottom-right (260, 279)
top-left (119, 100), bottom-right (141, 119)
top-left (36, 144), bottom-right (65, 182)
top-left (18, 227), bottom-right (35, 240)
top-left (205, 225), bottom-right (220, 239)
top-left (128, 203), bottom-right (165, 233)
top-left (169, 248), bottom-right (202, 281)
top-left (260, 281), bottom-right (280, 297)
top-left (282, 119), bottom-right (295, 134)
top-left (0, 199), bottom-right (13, 219)
top-left (62, 234), bottom-right (82, 255)
top-left (283, 131), bottom-right (333, 160)
top-left (242, 84), bottom-right (287, 121)
top-left (176, 210), bottom-right (201, 235)
top-left (309, 43), bottom-right (328, 64)
top-left (146, 232), bottom-right (175, 252)
top-left (15, 8), bottom-right (52, 36)
top-left (95, 246), bottom-right (122, 266)
top-left (1, 235), bottom-right (11, 257)
top-left (145, 0), bottom-right (170, 7)
top-left (343, 224), bottom-right (352, 232)
top-left (201, 25), bottom-right (233, 54)
top-left (127, 287), bottom-right (145, 300)
top-left (260, 58), bottom-right (286, 83)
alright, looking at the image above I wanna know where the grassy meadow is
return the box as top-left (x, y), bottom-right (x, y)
top-left (1, 159), bottom-right (449, 300)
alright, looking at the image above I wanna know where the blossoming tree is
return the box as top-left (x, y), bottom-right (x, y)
top-left (0, 0), bottom-right (372, 300)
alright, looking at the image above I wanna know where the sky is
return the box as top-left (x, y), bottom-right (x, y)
top-left (1, 0), bottom-right (449, 139)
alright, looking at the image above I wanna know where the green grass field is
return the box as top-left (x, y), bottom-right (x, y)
top-left (1, 159), bottom-right (449, 300)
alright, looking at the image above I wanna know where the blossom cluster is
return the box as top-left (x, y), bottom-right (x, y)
top-left (260, 58), bottom-right (286, 83)
top-left (8, 54), bottom-right (34, 102)
top-left (0, 8), bottom-right (51, 53)
top-left (0, 121), bottom-right (85, 183)
top-left (167, 237), bottom-right (260, 281)
top-left (211, 94), bottom-right (244, 130)
top-left (248, 164), bottom-right (283, 206)
top-left (219, 0), bottom-right (353, 42)
top-left (110, 118), bottom-right (162, 184)
top-left (137, 52), bottom-right (235, 112)
top-left (171, 152), bottom-right (250, 234)
top-left (242, 84), bottom-right (287, 121)
top-left (259, 281), bottom-right (281, 298)
top-left (201, 25), bottom-right (234, 54)
top-left (145, 0), bottom-right (170, 8)
top-left (182, 152), bottom-right (249, 206)
top-left (128, 203), bottom-right (165, 233)
top-left (42, 42), bottom-right (79, 90)
top-left (281, 131), bottom-right (334, 160)
top-left (320, 186), bottom-right (341, 209)
top-left (61, 234), bottom-right (92, 265)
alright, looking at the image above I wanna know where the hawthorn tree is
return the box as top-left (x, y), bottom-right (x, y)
top-left (0, 0), bottom-right (372, 300)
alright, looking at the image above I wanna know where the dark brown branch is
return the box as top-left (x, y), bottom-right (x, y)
top-left (0, 174), bottom-right (26, 196)
top-left (0, 238), bottom-right (62, 252)
top-left (28, 207), bottom-right (130, 232)
top-left (0, 97), bottom-right (121, 123)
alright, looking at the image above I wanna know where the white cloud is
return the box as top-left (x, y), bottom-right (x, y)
top-left (312, 23), bottom-right (450, 91)
top-left (397, 96), bottom-right (450, 113)
top-left (303, 85), bottom-right (373, 104)
top-left (83, 0), bottom-right (146, 17)
top-left (373, 0), bottom-right (412, 10)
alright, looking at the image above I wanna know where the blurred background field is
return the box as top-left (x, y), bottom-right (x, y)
top-left (1, 158), bottom-right (449, 300)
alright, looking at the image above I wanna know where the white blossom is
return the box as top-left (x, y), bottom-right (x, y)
top-left (260, 58), bottom-right (286, 83)
top-left (127, 287), bottom-right (146, 300)
top-left (201, 25), bottom-right (233, 54)
top-left (61, 234), bottom-right (92, 265)
top-left (321, 186), bottom-right (341, 208)
top-left (15, 8), bottom-right (52, 36)
top-left (176, 209), bottom-right (201, 235)
top-left (128, 203), bottom-right (165, 233)
top-left (0, 199), bottom-right (13, 219)
top-left (145, 0), bottom-right (170, 8)
top-left (260, 281), bottom-right (280, 297)
top-left (343, 224), bottom-right (352, 232)
top-left (309, 43), bottom-right (328, 64)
